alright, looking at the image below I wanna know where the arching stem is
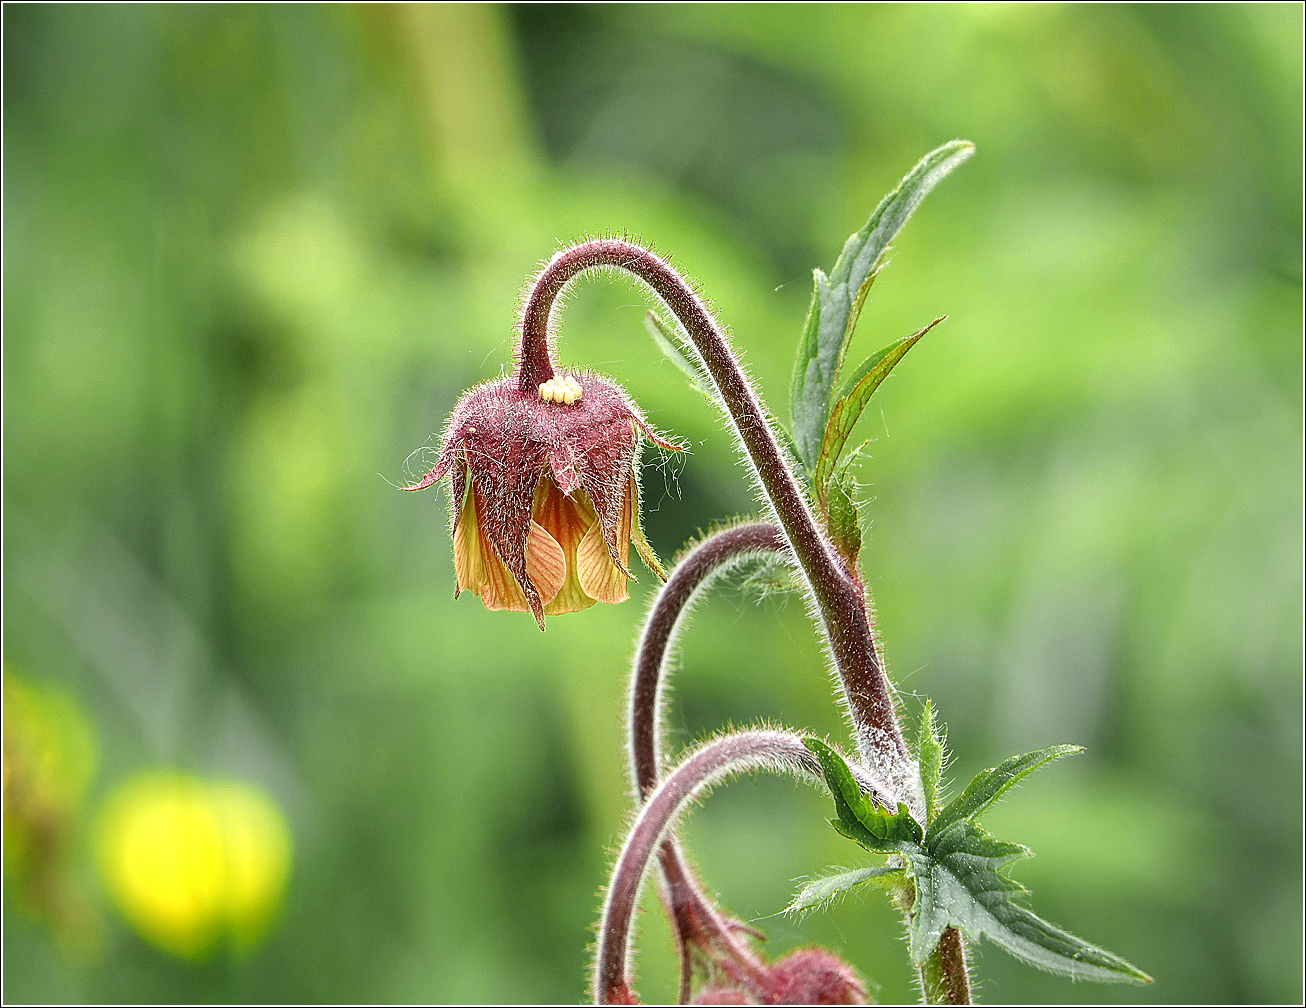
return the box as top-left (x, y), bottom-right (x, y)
top-left (631, 522), bottom-right (787, 1001)
top-left (594, 729), bottom-right (823, 1005)
top-left (527, 240), bottom-right (971, 1002)
top-left (631, 521), bottom-right (913, 1002)
top-left (520, 240), bottom-right (913, 797)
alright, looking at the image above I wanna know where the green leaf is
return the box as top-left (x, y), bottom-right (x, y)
top-left (644, 310), bottom-right (712, 396)
top-left (930, 745), bottom-right (1083, 841)
top-left (804, 737), bottom-right (923, 852)
top-left (803, 737), bottom-right (877, 824)
top-left (812, 733), bottom-right (1150, 987)
top-left (908, 821), bottom-right (1152, 984)
top-left (917, 701), bottom-right (947, 825)
top-left (784, 865), bottom-right (906, 918)
top-left (789, 140), bottom-right (975, 468)
top-left (813, 317), bottom-right (945, 498)
top-left (820, 438), bottom-right (869, 564)
top-left (825, 461), bottom-right (862, 565)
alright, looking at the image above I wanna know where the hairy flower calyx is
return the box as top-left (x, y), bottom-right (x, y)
top-left (406, 372), bottom-right (680, 630)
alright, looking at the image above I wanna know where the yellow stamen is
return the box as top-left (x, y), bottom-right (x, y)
top-left (537, 376), bottom-right (584, 404)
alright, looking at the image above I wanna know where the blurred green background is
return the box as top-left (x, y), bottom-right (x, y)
top-left (3, 3), bottom-right (1301, 1004)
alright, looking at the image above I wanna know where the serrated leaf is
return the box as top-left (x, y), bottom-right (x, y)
top-left (785, 865), bottom-right (906, 918)
top-left (644, 311), bottom-right (712, 396)
top-left (804, 738), bottom-right (923, 852)
top-left (825, 464), bottom-right (862, 565)
top-left (811, 733), bottom-right (1150, 987)
top-left (789, 140), bottom-right (975, 469)
top-left (804, 737), bottom-right (877, 824)
top-left (908, 821), bottom-right (1151, 984)
top-left (814, 317), bottom-right (944, 498)
top-left (917, 701), bottom-right (947, 825)
top-left (930, 745), bottom-right (1083, 840)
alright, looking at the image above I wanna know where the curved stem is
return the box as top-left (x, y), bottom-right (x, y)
top-left (631, 522), bottom-right (788, 1000)
top-left (520, 240), bottom-right (912, 795)
top-left (631, 523), bottom-right (787, 802)
top-left (594, 729), bottom-right (823, 1005)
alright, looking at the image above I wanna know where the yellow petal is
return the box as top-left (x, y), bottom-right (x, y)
top-left (456, 484), bottom-right (530, 612)
top-left (526, 520), bottom-right (565, 606)
top-left (577, 521), bottom-right (629, 605)
top-left (533, 476), bottom-right (598, 615)
top-left (452, 481), bottom-right (484, 595)
top-left (478, 545), bottom-right (530, 613)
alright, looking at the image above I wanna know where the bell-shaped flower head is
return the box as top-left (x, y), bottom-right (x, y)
top-left (406, 369), bottom-right (681, 630)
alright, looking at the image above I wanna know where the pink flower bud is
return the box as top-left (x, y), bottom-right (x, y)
top-left (406, 372), bottom-right (680, 629)
top-left (765, 948), bottom-right (868, 1005)
top-left (692, 987), bottom-right (754, 1005)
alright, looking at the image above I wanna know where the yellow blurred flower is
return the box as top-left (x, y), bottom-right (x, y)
top-left (96, 774), bottom-right (291, 960)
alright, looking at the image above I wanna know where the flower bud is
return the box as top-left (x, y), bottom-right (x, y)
top-left (406, 371), bottom-right (680, 629)
top-left (766, 947), bottom-right (868, 1005)
top-left (692, 987), bottom-right (753, 1004)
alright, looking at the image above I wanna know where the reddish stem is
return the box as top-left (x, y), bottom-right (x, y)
top-left (594, 730), bottom-right (822, 1005)
top-left (631, 523), bottom-right (788, 1000)
top-left (519, 240), bottom-right (912, 793)
top-left (938, 928), bottom-right (972, 1004)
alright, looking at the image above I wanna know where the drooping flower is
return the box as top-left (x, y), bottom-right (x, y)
top-left (406, 369), bottom-right (681, 629)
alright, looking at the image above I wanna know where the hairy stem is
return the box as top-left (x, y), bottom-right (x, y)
top-left (520, 239), bottom-right (912, 794)
top-left (920, 927), bottom-right (972, 1004)
top-left (631, 522), bottom-right (909, 1002)
top-left (594, 729), bottom-right (823, 1005)
top-left (631, 523), bottom-right (787, 802)
top-left (632, 522), bottom-right (788, 1000)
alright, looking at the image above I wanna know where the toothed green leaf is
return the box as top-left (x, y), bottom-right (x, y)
top-left (825, 462), bottom-right (862, 565)
top-left (907, 820), bottom-right (1152, 984)
top-left (789, 140), bottom-right (974, 468)
top-left (930, 745), bottom-right (1083, 840)
top-left (812, 732), bottom-right (1150, 987)
top-left (785, 865), bottom-right (906, 918)
top-left (804, 737), bottom-right (923, 852)
top-left (917, 701), bottom-right (947, 825)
